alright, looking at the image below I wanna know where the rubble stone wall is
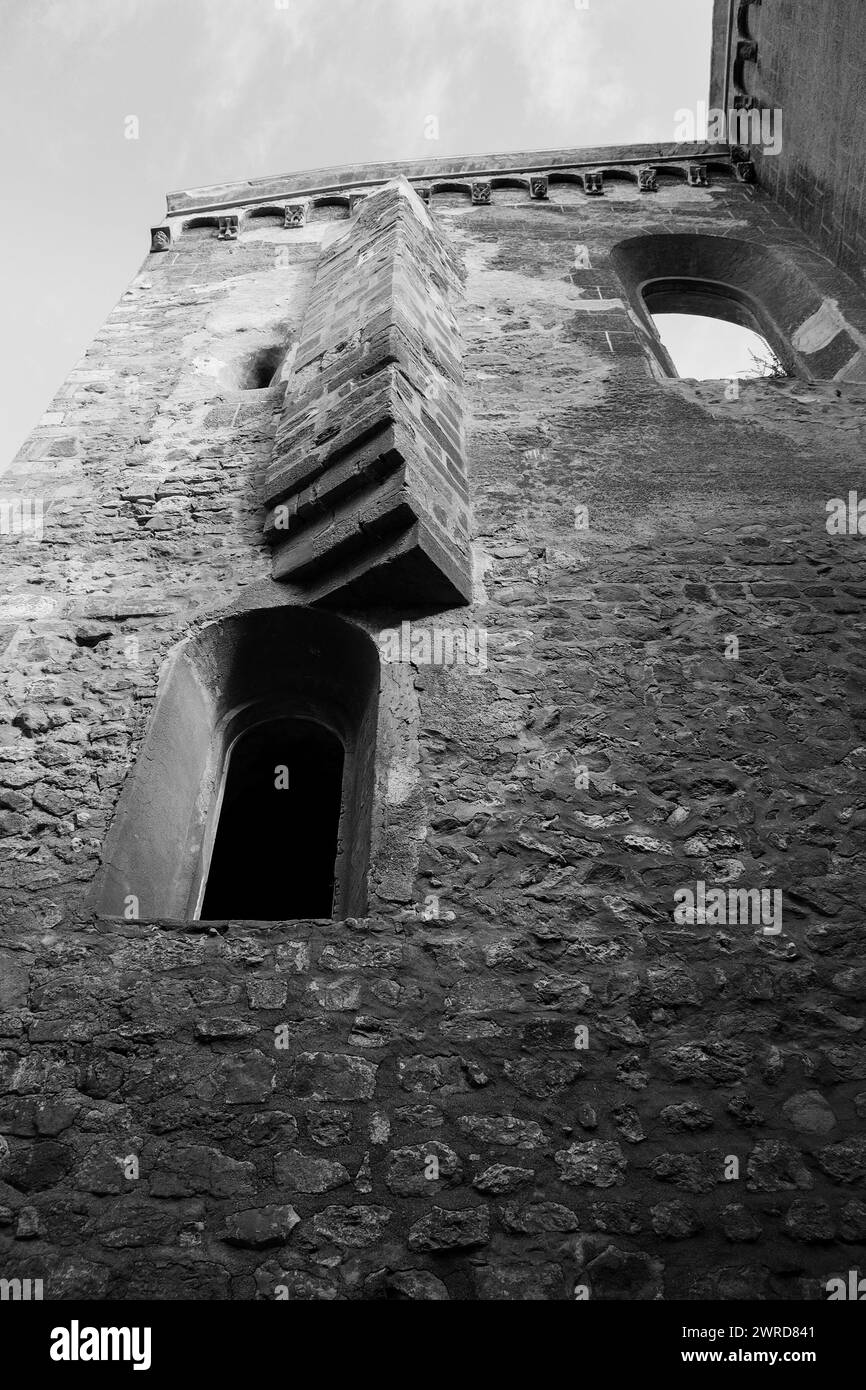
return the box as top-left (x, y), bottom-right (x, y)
top-left (2, 154), bottom-right (866, 1300)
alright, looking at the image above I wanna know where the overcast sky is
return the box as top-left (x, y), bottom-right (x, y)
top-left (0, 0), bottom-right (713, 469)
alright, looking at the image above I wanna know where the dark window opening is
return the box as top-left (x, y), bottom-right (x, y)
top-left (200, 717), bottom-right (344, 921)
top-left (91, 606), bottom-right (379, 923)
top-left (236, 345), bottom-right (286, 391)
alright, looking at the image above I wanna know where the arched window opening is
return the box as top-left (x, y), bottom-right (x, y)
top-left (200, 718), bottom-right (344, 921)
top-left (644, 279), bottom-right (785, 380)
top-left (651, 313), bottom-right (783, 380)
top-left (91, 607), bottom-right (380, 923)
top-left (608, 235), bottom-right (866, 382)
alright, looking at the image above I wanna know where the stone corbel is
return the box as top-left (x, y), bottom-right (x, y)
top-left (638, 167), bottom-right (658, 193)
top-left (150, 225), bottom-right (172, 254)
top-left (584, 171), bottom-right (604, 196)
top-left (471, 180), bottom-right (492, 205)
top-left (529, 175), bottom-right (549, 200)
top-left (687, 164), bottom-right (710, 187)
top-left (218, 215), bottom-right (239, 241)
top-left (284, 200), bottom-right (310, 228)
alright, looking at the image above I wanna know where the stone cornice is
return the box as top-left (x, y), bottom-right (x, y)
top-left (165, 141), bottom-right (731, 217)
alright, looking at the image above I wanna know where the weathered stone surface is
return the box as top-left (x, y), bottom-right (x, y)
top-left (2, 1140), bottom-right (73, 1192)
top-left (457, 1116), bottom-right (547, 1149)
top-left (727, 1094), bottom-right (766, 1129)
top-left (308, 978), bottom-right (362, 1012)
top-left (747, 1141), bottom-right (814, 1193)
top-left (721, 1204), bottom-right (763, 1243)
top-left (75, 1144), bottom-right (129, 1195)
top-left (256, 1263), bottom-right (342, 1301)
top-left (660, 1103), bottom-right (714, 1132)
top-left (472, 1165), bottom-right (534, 1196)
top-left (815, 1139), bottom-right (866, 1184)
top-left (397, 1056), bottom-right (469, 1095)
top-left (613, 1106), bottom-right (645, 1143)
top-left (310, 1205), bottom-right (393, 1248)
top-left (660, 1043), bottom-right (749, 1085)
top-left (555, 1142), bottom-right (627, 1189)
top-left (275, 943), bottom-right (310, 976)
top-left (219, 1051), bottom-right (275, 1105)
top-left (500, 1200), bottom-right (579, 1234)
top-left (781, 1091), bottom-right (837, 1136)
top-left (650, 1201), bottom-right (703, 1239)
top-left (690, 1267), bottom-right (769, 1301)
top-left (150, 1145), bottom-right (256, 1199)
top-left (274, 1150), bottom-right (350, 1194)
top-left (651, 1152), bottom-right (722, 1195)
top-left (408, 1205), bottom-right (489, 1252)
top-left (246, 978), bottom-right (288, 1011)
top-left (474, 1263), bottom-right (565, 1301)
top-left (306, 1107), bottom-right (353, 1148)
top-left (195, 1017), bottom-right (259, 1041)
top-left (364, 1268), bottom-right (449, 1300)
top-left (224, 1206), bottom-right (300, 1249)
top-left (839, 1200), bottom-right (866, 1241)
top-left (291, 1053), bottom-right (378, 1102)
top-left (590, 1202), bottom-right (645, 1236)
top-left (503, 1057), bottom-right (581, 1099)
top-left (582, 1247), bottom-right (664, 1301)
top-left (385, 1142), bottom-right (462, 1196)
top-left (783, 1200), bottom-right (836, 1242)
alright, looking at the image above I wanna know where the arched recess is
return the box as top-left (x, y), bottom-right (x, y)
top-left (653, 165), bottom-right (689, 183)
top-left (610, 233), bottom-right (866, 382)
top-left (90, 607), bottom-right (380, 922)
top-left (598, 168), bottom-right (638, 186)
top-left (309, 195), bottom-right (350, 221)
top-left (182, 215), bottom-right (220, 234)
top-left (546, 172), bottom-right (586, 204)
top-left (733, 43), bottom-right (760, 102)
top-left (737, 0), bottom-right (762, 41)
top-left (430, 181), bottom-right (472, 198)
top-left (548, 172), bottom-right (585, 189)
top-left (245, 205), bottom-right (286, 225)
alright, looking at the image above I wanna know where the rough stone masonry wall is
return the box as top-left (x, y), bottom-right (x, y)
top-left (1, 163), bottom-right (866, 1300)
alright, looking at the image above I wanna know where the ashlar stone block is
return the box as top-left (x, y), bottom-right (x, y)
top-left (263, 179), bottom-right (472, 607)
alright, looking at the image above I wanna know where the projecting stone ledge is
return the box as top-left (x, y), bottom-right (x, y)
top-left (263, 178), bottom-right (473, 609)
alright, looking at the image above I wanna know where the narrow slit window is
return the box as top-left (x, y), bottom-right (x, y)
top-left (200, 717), bottom-right (344, 922)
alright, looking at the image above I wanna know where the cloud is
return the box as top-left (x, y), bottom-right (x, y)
top-left (4, 0), bottom-right (149, 57)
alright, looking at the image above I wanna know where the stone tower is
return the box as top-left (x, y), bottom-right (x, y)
top-left (1, 2), bottom-right (866, 1300)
